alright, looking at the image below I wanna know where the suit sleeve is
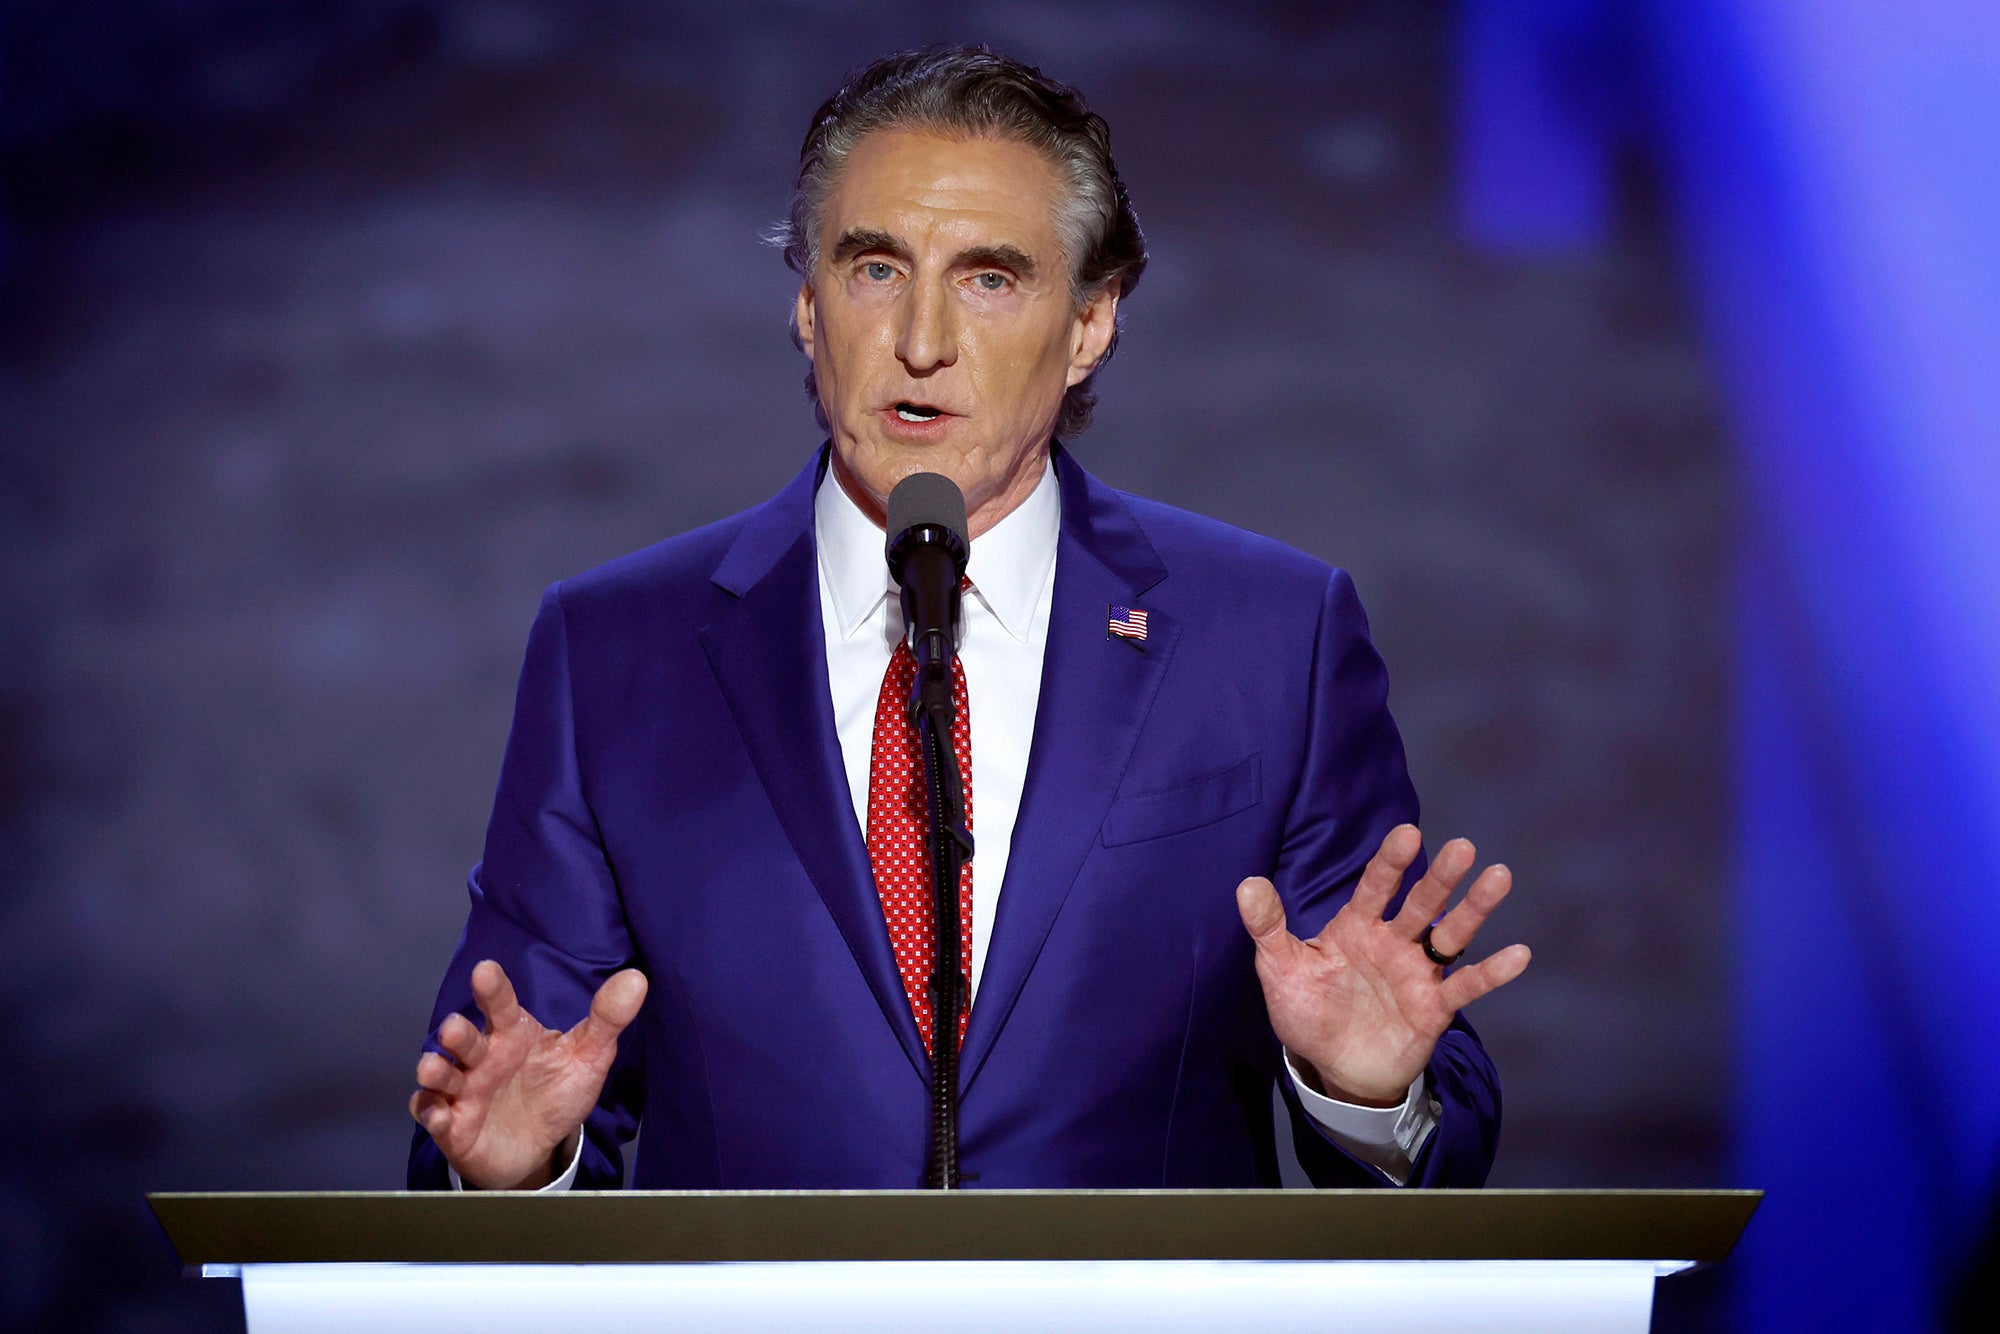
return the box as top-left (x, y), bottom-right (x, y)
top-left (407, 583), bottom-right (644, 1190)
top-left (1269, 567), bottom-right (1502, 1188)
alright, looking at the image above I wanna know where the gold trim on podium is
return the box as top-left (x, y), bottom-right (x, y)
top-left (148, 1189), bottom-right (1761, 1267)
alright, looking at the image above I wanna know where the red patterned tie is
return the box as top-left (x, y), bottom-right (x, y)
top-left (866, 639), bottom-right (973, 1055)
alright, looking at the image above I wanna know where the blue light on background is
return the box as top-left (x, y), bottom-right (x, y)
top-left (1464, 1), bottom-right (2000, 1325)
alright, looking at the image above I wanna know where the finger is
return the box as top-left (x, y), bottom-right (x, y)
top-left (1428, 863), bottom-right (1514, 959)
top-left (1389, 837), bottom-right (1475, 939)
top-left (410, 1087), bottom-right (453, 1137)
top-left (415, 1051), bottom-right (465, 1099)
top-left (565, 969), bottom-right (650, 1066)
top-left (1350, 824), bottom-right (1423, 918)
top-left (437, 1013), bottom-right (488, 1067)
top-left (1235, 878), bottom-right (1301, 968)
top-left (1440, 943), bottom-right (1532, 1012)
top-left (471, 959), bottom-right (524, 1032)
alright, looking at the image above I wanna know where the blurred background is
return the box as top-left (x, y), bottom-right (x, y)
top-left (0, 2), bottom-right (1993, 1330)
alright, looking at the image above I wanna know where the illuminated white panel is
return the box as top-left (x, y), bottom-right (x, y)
top-left (238, 1259), bottom-right (1667, 1332)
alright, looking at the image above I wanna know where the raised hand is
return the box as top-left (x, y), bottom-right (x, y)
top-left (1236, 824), bottom-right (1530, 1107)
top-left (409, 959), bottom-right (648, 1190)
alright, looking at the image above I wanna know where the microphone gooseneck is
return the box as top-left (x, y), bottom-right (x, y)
top-left (883, 472), bottom-right (973, 1190)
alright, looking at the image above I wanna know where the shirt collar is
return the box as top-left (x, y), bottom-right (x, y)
top-left (814, 455), bottom-right (1060, 644)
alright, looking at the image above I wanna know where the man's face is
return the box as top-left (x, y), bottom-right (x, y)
top-left (796, 128), bottom-right (1118, 537)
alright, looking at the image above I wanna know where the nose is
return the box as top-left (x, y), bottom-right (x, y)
top-left (895, 273), bottom-right (958, 374)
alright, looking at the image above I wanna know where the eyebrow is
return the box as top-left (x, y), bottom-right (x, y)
top-left (830, 228), bottom-right (908, 265)
top-left (958, 244), bottom-right (1038, 280)
top-left (829, 229), bottom-right (1041, 281)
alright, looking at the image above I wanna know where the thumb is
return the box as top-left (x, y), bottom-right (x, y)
top-left (1235, 877), bottom-right (1296, 959)
top-left (567, 969), bottom-right (649, 1064)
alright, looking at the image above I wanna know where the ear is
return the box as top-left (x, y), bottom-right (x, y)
top-left (795, 281), bottom-right (818, 360)
top-left (1065, 283), bottom-right (1120, 387)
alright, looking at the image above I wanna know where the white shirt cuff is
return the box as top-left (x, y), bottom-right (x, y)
top-left (447, 1128), bottom-right (586, 1192)
top-left (1283, 1051), bottom-right (1439, 1186)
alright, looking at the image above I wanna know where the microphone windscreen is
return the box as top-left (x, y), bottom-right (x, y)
top-left (885, 472), bottom-right (969, 550)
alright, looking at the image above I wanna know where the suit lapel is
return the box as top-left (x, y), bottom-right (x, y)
top-left (700, 450), bottom-right (930, 1080)
top-left (961, 448), bottom-right (1177, 1091)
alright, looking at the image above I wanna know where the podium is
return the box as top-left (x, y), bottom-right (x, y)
top-left (150, 1189), bottom-right (1759, 1332)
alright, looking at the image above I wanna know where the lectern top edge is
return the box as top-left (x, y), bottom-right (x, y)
top-left (149, 1186), bottom-right (1763, 1201)
top-left (147, 1188), bottom-right (1762, 1268)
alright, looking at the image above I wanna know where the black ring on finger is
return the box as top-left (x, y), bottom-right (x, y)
top-left (1420, 923), bottom-right (1464, 968)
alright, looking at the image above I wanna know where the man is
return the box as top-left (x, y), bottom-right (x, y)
top-left (408, 46), bottom-right (1529, 1193)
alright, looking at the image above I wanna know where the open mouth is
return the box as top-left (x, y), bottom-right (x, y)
top-left (894, 402), bottom-right (944, 422)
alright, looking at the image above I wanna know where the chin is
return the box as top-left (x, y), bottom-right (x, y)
top-left (845, 438), bottom-right (954, 484)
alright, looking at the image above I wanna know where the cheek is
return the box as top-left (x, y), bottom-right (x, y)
top-left (819, 303), bottom-right (896, 383)
top-left (981, 318), bottom-right (1077, 406)
top-left (970, 295), bottom-right (1060, 359)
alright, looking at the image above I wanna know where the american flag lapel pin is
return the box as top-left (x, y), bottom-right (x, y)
top-left (1107, 604), bottom-right (1149, 644)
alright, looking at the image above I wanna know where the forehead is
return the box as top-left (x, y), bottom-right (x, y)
top-left (821, 128), bottom-right (1065, 251)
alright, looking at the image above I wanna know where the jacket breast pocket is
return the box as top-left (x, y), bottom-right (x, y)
top-left (1101, 753), bottom-right (1263, 847)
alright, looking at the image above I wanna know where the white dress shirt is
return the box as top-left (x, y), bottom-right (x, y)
top-left (815, 456), bottom-right (1061, 998)
top-left (473, 454), bottom-right (1437, 1191)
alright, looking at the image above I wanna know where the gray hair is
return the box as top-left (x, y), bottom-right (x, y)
top-left (773, 45), bottom-right (1147, 437)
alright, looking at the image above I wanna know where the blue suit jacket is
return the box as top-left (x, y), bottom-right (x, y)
top-left (408, 445), bottom-right (1500, 1190)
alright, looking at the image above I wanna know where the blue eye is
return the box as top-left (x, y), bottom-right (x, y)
top-left (864, 261), bottom-right (895, 281)
top-left (975, 272), bottom-right (1008, 291)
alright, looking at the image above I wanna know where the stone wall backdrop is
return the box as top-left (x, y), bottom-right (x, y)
top-left (0, 2), bottom-right (1731, 1329)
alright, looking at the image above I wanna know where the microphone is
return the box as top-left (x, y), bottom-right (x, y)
top-left (884, 472), bottom-right (974, 1189)
top-left (885, 473), bottom-right (970, 723)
